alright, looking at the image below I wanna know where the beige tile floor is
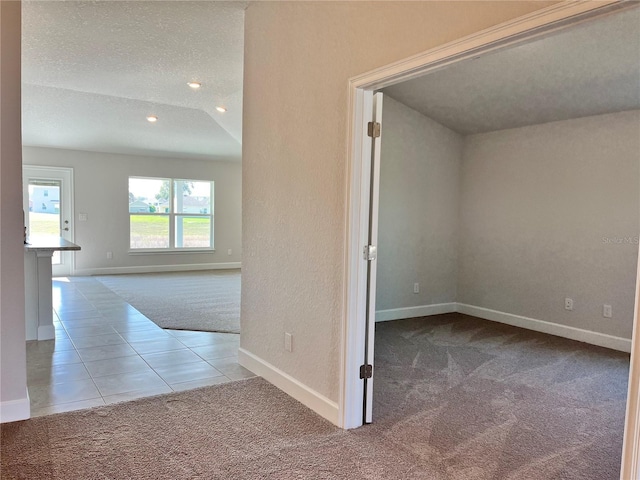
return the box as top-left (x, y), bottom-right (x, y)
top-left (27, 276), bottom-right (254, 417)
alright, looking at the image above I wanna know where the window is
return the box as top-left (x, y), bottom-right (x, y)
top-left (128, 177), bottom-right (214, 250)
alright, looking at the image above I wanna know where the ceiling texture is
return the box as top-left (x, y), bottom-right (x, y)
top-left (22, 1), bottom-right (246, 161)
top-left (22, 3), bottom-right (639, 157)
top-left (383, 7), bottom-right (640, 135)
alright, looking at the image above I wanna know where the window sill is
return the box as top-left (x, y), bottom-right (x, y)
top-left (128, 249), bottom-right (215, 255)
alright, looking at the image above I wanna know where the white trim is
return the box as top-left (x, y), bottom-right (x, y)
top-left (0, 391), bottom-right (30, 423)
top-left (73, 262), bottom-right (241, 276)
top-left (349, 0), bottom-right (627, 92)
top-left (375, 303), bottom-right (457, 322)
top-left (238, 348), bottom-right (340, 426)
top-left (342, 0), bottom-right (634, 433)
top-left (37, 324), bottom-right (55, 341)
top-left (457, 303), bottom-right (631, 353)
top-left (621, 248), bottom-right (640, 479)
top-left (375, 302), bottom-right (630, 352)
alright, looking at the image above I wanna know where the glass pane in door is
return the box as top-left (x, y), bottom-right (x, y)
top-left (28, 181), bottom-right (62, 264)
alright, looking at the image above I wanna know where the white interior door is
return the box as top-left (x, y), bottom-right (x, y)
top-left (363, 92), bottom-right (383, 424)
top-left (23, 166), bottom-right (75, 276)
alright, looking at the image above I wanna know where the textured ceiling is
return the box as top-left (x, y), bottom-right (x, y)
top-left (22, 1), bottom-right (246, 161)
top-left (383, 7), bottom-right (640, 135)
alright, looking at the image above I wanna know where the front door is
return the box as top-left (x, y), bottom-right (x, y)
top-left (23, 166), bottom-right (75, 276)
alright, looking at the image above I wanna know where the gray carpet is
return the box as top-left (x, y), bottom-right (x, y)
top-left (372, 314), bottom-right (629, 479)
top-left (1, 314), bottom-right (629, 479)
top-left (96, 270), bottom-right (240, 333)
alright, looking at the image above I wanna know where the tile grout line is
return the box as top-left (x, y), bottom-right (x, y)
top-left (29, 276), bottom-right (250, 414)
top-left (56, 280), bottom-right (235, 399)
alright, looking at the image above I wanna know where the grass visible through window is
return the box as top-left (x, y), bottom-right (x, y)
top-left (130, 215), bottom-right (210, 249)
top-left (29, 212), bottom-right (60, 236)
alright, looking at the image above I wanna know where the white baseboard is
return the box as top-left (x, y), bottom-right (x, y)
top-left (457, 303), bottom-right (632, 353)
top-left (73, 262), bottom-right (241, 276)
top-left (37, 324), bottom-right (55, 340)
top-left (238, 348), bottom-right (340, 426)
top-left (0, 391), bottom-right (30, 423)
top-left (374, 302), bottom-right (631, 352)
top-left (375, 303), bottom-right (457, 322)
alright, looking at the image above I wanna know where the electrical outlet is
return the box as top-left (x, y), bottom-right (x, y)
top-left (603, 304), bottom-right (612, 318)
top-left (78, 213), bottom-right (88, 222)
top-left (227, 249), bottom-right (233, 256)
top-left (564, 298), bottom-right (573, 311)
top-left (284, 332), bottom-right (292, 352)
top-left (413, 283), bottom-right (420, 294)
top-left (106, 251), bottom-right (113, 259)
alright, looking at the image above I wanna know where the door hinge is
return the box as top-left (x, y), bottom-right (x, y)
top-left (363, 245), bottom-right (377, 261)
top-left (359, 364), bottom-right (373, 379)
top-left (367, 121), bottom-right (381, 138)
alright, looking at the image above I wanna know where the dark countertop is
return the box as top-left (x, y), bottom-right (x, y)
top-left (24, 236), bottom-right (81, 252)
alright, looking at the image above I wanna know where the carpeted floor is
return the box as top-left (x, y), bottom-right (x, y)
top-left (371, 314), bottom-right (629, 479)
top-left (96, 270), bottom-right (241, 333)
top-left (1, 314), bottom-right (630, 479)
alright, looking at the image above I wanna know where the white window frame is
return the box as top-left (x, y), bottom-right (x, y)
top-left (128, 176), bottom-right (215, 253)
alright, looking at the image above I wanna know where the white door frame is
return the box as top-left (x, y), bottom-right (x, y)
top-left (623, 252), bottom-right (640, 479)
top-left (341, 0), bottom-right (640, 475)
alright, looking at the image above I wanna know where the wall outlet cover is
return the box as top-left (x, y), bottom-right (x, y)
top-left (564, 298), bottom-right (573, 311)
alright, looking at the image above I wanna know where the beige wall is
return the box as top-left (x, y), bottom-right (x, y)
top-left (23, 147), bottom-right (242, 274)
top-left (375, 104), bottom-right (639, 339)
top-left (376, 96), bottom-right (462, 311)
top-left (1, 1), bottom-right (28, 418)
top-left (459, 111), bottom-right (640, 339)
top-left (242, 1), bottom-right (559, 403)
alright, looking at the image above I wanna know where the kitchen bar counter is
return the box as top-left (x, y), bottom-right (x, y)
top-left (25, 236), bottom-right (81, 253)
top-left (24, 236), bottom-right (81, 341)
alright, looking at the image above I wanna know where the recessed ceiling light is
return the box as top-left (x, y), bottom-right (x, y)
top-left (216, 106), bottom-right (227, 113)
top-left (146, 115), bottom-right (158, 123)
top-left (187, 82), bottom-right (202, 89)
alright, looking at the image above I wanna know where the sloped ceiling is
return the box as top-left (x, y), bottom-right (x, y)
top-left (383, 7), bottom-right (640, 135)
top-left (23, 4), bottom-right (639, 156)
top-left (22, 1), bottom-right (245, 161)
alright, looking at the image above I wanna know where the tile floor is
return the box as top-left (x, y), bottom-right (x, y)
top-left (27, 276), bottom-right (254, 417)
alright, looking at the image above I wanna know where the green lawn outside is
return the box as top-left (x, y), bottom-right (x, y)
top-left (130, 215), bottom-right (211, 248)
top-left (30, 213), bottom-right (211, 248)
top-left (29, 212), bottom-right (60, 236)
top-left (28, 212), bottom-right (62, 263)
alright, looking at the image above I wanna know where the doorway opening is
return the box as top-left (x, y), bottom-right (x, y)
top-left (20, 1), bottom-right (248, 417)
top-left (343, 1), bottom-right (640, 476)
top-left (23, 166), bottom-right (75, 276)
